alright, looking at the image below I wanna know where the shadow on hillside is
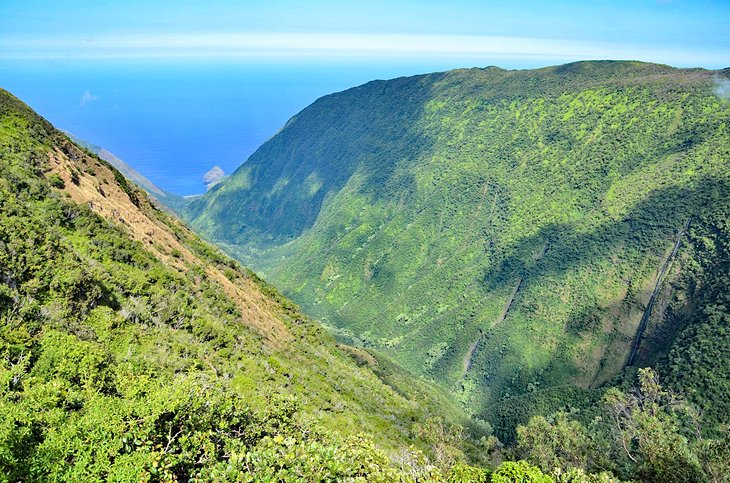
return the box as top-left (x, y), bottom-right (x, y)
top-left (190, 72), bottom-right (450, 245)
top-left (482, 176), bottom-right (727, 293)
top-left (467, 176), bottom-right (728, 438)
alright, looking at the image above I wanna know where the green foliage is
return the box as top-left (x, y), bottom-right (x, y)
top-left (487, 386), bottom-right (604, 444)
top-left (448, 463), bottom-right (489, 483)
top-left (517, 369), bottom-right (729, 482)
top-left (186, 61), bottom-right (730, 437)
top-left (47, 173), bottom-right (64, 188)
top-left (4, 59), bottom-right (730, 480)
top-left (0, 88), bottom-right (487, 481)
top-left (414, 416), bottom-right (468, 471)
top-left (602, 368), bottom-right (705, 482)
top-left (549, 467), bottom-right (618, 483)
top-left (490, 461), bottom-right (553, 483)
top-left (516, 412), bottom-right (607, 473)
top-left (656, 203), bottom-right (730, 432)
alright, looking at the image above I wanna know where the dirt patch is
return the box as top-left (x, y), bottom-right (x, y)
top-left (47, 141), bottom-right (291, 347)
top-left (339, 344), bottom-right (379, 368)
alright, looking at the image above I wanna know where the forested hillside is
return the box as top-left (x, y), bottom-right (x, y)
top-left (3, 60), bottom-right (730, 480)
top-left (186, 61), bottom-right (730, 436)
top-left (0, 88), bottom-right (494, 480)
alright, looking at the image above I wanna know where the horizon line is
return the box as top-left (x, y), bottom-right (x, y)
top-left (2, 33), bottom-right (729, 68)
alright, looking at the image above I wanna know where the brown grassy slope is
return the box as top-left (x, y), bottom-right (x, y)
top-left (46, 138), bottom-right (292, 347)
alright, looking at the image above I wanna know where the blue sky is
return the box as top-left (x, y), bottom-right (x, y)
top-left (2, 0), bottom-right (729, 67)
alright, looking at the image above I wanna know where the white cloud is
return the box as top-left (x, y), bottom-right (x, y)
top-left (80, 90), bottom-right (98, 106)
top-left (3, 33), bottom-right (729, 67)
top-left (715, 77), bottom-right (730, 101)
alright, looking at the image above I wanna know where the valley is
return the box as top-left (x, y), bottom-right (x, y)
top-left (0, 88), bottom-right (488, 480)
top-left (185, 61), bottom-right (730, 436)
top-left (2, 59), bottom-right (729, 481)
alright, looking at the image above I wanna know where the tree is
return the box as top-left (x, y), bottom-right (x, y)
top-left (517, 412), bottom-right (596, 472)
top-left (603, 368), bottom-right (705, 481)
top-left (490, 460), bottom-right (553, 483)
top-left (413, 416), bottom-right (466, 471)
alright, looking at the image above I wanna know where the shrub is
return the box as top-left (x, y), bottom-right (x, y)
top-left (491, 461), bottom-right (553, 483)
top-left (47, 173), bottom-right (64, 188)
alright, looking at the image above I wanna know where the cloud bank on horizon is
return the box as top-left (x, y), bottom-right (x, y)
top-left (1, 0), bottom-right (729, 68)
top-left (2, 32), bottom-right (729, 68)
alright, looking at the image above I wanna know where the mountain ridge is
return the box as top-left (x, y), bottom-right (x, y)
top-left (0, 87), bottom-right (492, 480)
top-left (185, 61), bottom-right (730, 433)
top-left (3, 59), bottom-right (730, 480)
top-left (63, 132), bottom-right (190, 212)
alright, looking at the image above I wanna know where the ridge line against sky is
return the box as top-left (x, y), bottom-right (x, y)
top-left (1, 32), bottom-right (729, 67)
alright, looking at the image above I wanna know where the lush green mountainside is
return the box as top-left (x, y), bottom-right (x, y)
top-left (186, 61), bottom-right (730, 428)
top-left (3, 68), bottom-right (729, 482)
top-left (64, 132), bottom-right (190, 212)
top-left (0, 88), bottom-right (493, 480)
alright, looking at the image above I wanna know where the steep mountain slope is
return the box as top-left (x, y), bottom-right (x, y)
top-left (64, 132), bottom-right (190, 212)
top-left (0, 88), bottom-right (487, 480)
top-left (186, 61), bottom-right (730, 424)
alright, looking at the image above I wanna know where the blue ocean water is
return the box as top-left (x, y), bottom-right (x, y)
top-left (1, 58), bottom-right (507, 195)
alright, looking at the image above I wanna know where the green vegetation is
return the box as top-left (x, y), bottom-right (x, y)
top-left (657, 205), bottom-right (730, 432)
top-left (1, 88), bottom-right (494, 480)
top-left (186, 61), bottom-right (730, 440)
top-left (3, 58), bottom-right (729, 480)
top-left (515, 369), bottom-right (730, 482)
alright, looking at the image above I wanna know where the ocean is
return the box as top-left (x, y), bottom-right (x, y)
top-left (1, 58), bottom-right (505, 195)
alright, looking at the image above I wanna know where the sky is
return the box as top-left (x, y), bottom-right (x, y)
top-left (2, 0), bottom-right (729, 66)
top-left (1, 1), bottom-right (729, 195)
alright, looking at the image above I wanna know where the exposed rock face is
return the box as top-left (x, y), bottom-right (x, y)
top-left (203, 165), bottom-right (226, 190)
